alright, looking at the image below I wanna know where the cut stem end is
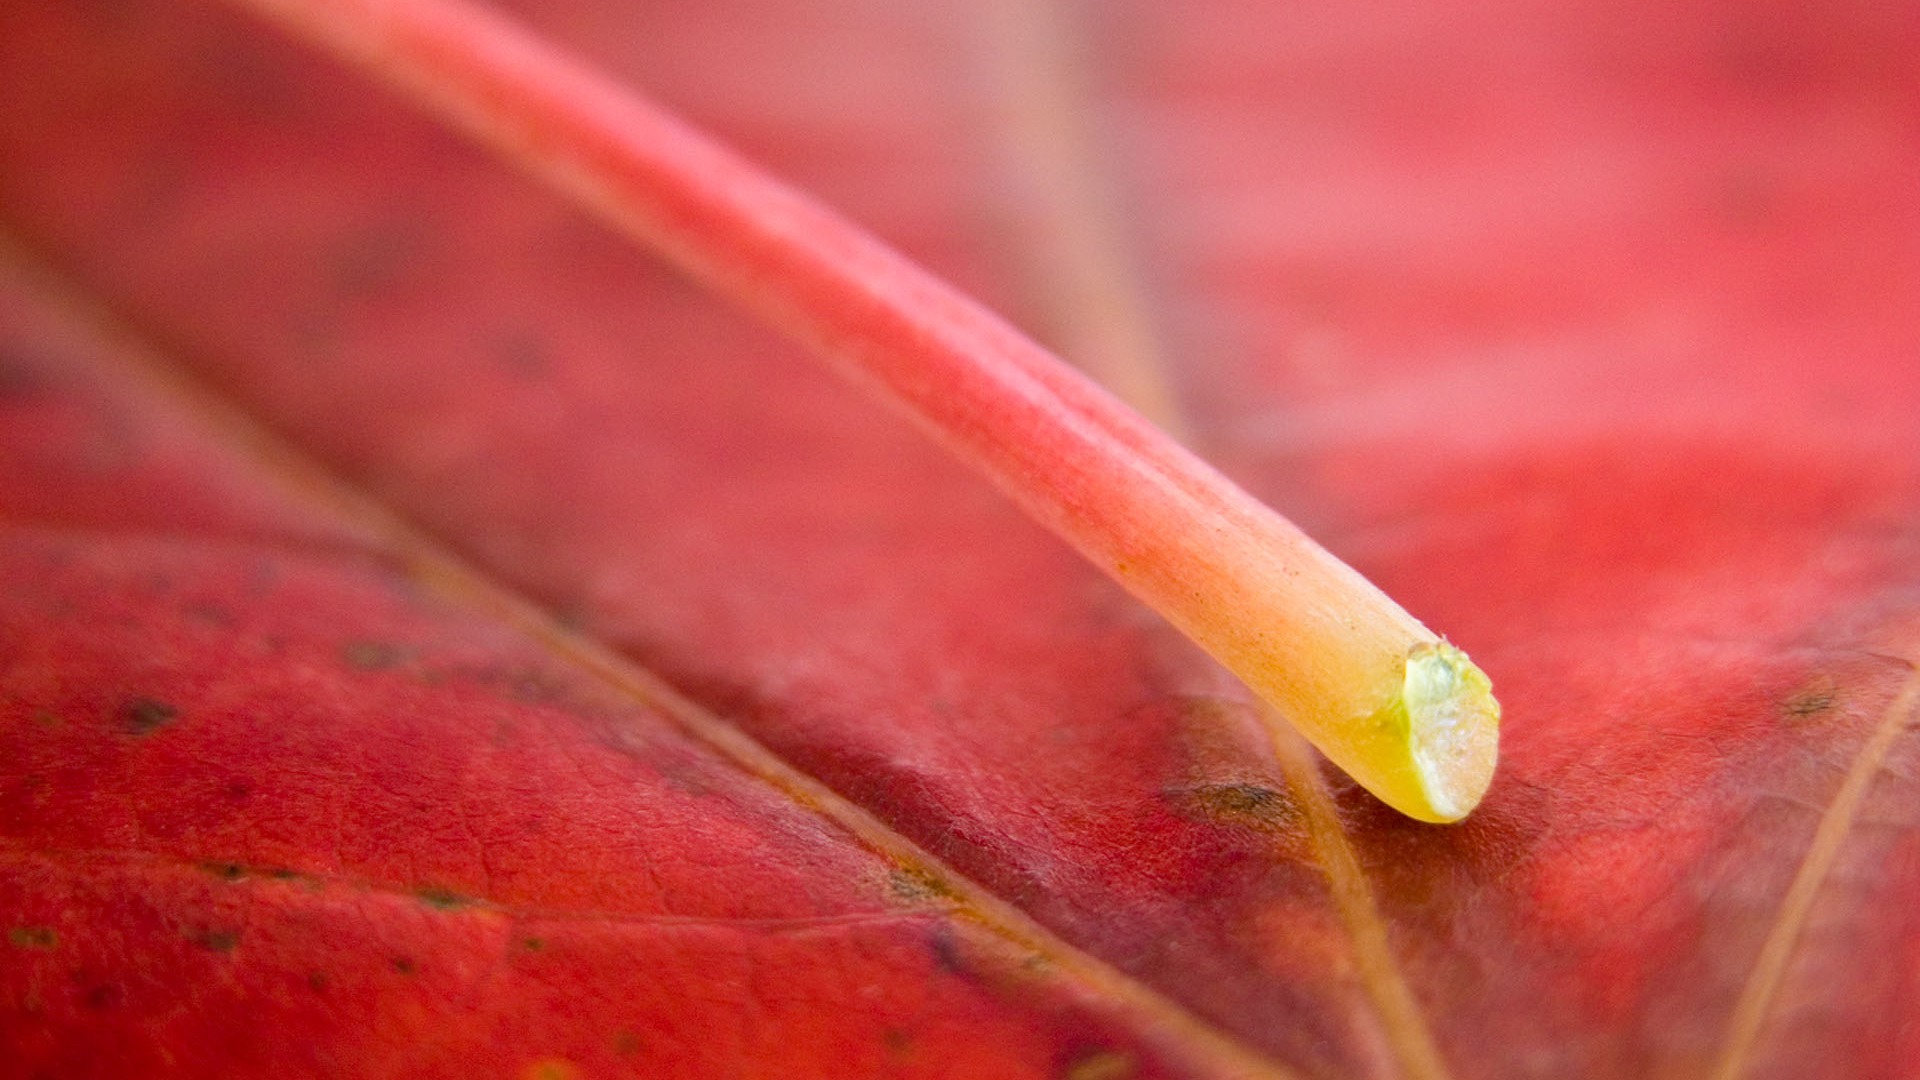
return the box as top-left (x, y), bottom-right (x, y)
top-left (1399, 642), bottom-right (1500, 822)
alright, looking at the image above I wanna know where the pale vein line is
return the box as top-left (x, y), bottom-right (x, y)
top-left (977, 0), bottom-right (1187, 438)
top-left (1263, 708), bottom-right (1455, 1080)
top-left (1706, 664), bottom-right (1920, 1080)
top-left (979, 5), bottom-right (1453, 1077)
top-left (0, 233), bottom-right (1295, 1080)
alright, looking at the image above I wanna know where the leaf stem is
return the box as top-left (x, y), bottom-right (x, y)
top-left (225, 0), bottom-right (1499, 821)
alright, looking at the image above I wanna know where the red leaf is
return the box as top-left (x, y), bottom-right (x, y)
top-left (3, 1), bottom-right (1919, 1078)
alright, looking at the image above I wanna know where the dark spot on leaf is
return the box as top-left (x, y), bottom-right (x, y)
top-left (9, 926), bottom-right (57, 950)
top-left (224, 780), bottom-right (253, 803)
top-left (341, 640), bottom-right (406, 671)
top-left (332, 216), bottom-right (431, 297)
top-left (520, 937), bottom-right (546, 952)
top-left (1193, 782), bottom-right (1281, 815)
top-left (496, 331), bottom-right (547, 377)
top-left (391, 957), bottom-right (417, 976)
top-left (552, 603), bottom-right (593, 634)
top-left (490, 718), bottom-right (524, 747)
top-left (289, 307), bottom-right (343, 360)
top-left (307, 971), bottom-right (329, 993)
top-left (200, 862), bottom-right (245, 881)
top-left (189, 927), bottom-right (240, 952)
top-left (83, 983), bottom-right (122, 1010)
top-left (245, 559), bottom-right (283, 596)
top-left (416, 887), bottom-right (469, 910)
top-left (509, 672), bottom-right (559, 703)
top-left (611, 1030), bottom-right (641, 1057)
top-left (1065, 1049), bottom-right (1136, 1080)
top-left (117, 697), bottom-right (177, 735)
top-left (183, 602), bottom-right (233, 627)
top-left (1783, 687), bottom-right (1837, 720)
top-left (926, 927), bottom-right (966, 976)
top-left (0, 348), bottom-right (54, 398)
top-left (1171, 782), bottom-right (1300, 831)
top-left (883, 1028), bottom-right (912, 1055)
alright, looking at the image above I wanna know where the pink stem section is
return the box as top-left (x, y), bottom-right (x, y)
top-left (226, 0), bottom-right (1483, 820)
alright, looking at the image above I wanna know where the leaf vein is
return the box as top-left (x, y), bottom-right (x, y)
top-left (0, 233), bottom-right (1296, 1080)
top-left (1707, 661), bottom-right (1920, 1079)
